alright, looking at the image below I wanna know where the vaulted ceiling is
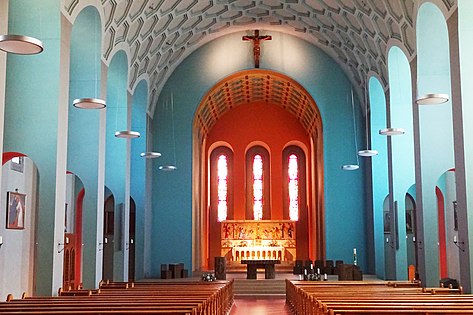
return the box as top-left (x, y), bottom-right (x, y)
top-left (62, 0), bottom-right (457, 115)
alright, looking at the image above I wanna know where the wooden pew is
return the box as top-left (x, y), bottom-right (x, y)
top-left (286, 279), bottom-right (473, 315)
top-left (1, 279), bottom-right (234, 315)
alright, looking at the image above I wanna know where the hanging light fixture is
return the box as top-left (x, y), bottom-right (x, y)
top-left (115, 130), bottom-right (140, 138)
top-left (379, 128), bottom-right (405, 136)
top-left (140, 151), bottom-right (161, 158)
top-left (73, 13), bottom-right (106, 109)
top-left (415, 93), bottom-right (449, 105)
top-left (159, 93), bottom-right (177, 171)
top-left (0, 34), bottom-right (43, 55)
top-left (73, 97), bottom-right (106, 109)
top-left (342, 87), bottom-right (360, 171)
top-left (358, 83), bottom-right (378, 157)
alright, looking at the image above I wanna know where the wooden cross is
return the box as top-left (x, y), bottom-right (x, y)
top-left (242, 30), bottom-right (272, 68)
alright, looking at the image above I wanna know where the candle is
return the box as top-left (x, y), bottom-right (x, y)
top-left (454, 235), bottom-right (457, 243)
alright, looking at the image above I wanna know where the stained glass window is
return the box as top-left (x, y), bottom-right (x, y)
top-left (217, 154), bottom-right (228, 221)
top-left (253, 154), bottom-right (263, 220)
top-left (288, 154), bottom-right (299, 221)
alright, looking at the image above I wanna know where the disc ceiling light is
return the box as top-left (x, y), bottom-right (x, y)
top-left (0, 34), bottom-right (43, 55)
top-left (72, 13), bottom-right (106, 110)
top-left (379, 128), bottom-right (405, 136)
top-left (115, 130), bottom-right (140, 139)
top-left (342, 88), bottom-right (360, 171)
top-left (358, 86), bottom-right (378, 157)
top-left (159, 93), bottom-right (177, 171)
top-left (415, 93), bottom-right (449, 105)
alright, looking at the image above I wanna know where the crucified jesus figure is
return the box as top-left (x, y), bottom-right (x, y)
top-left (242, 30), bottom-right (272, 68)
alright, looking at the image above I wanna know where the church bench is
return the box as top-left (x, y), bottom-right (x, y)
top-left (286, 280), bottom-right (473, 315)
top-left (2, 280), bottom-right (233, 315)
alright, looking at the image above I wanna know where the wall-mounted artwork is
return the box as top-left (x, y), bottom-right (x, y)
top-left (6, 191), bottom-right (26, 229)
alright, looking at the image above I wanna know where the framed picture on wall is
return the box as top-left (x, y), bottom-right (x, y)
top-left (6, 191), bottom-right (26, 229)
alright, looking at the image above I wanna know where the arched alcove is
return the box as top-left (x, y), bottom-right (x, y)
top-left (67, 5), bottom-right (104, 289)
top-left (193, 69), bottom-right (322, 270)
top-left (416, 1), bottom-right (454, 287)
top-left (369, 75), bottom-right (389, 279)
top-left (0, 153), bottom-right (39, 298)
top-left (130, 79), bottom-right (148, 280)
top-left (105, 50), bottom-right (130, 282)
top-left (388, 45), bottom-right (415, 280)
top-left (63, 172), bottom-right (85, 290)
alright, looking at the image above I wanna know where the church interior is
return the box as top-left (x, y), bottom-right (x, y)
top-left (2, 0), bottom-right (473, 312)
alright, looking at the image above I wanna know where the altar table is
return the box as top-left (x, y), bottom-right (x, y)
top-left (232, 246), bottom-right (284, 261)
top-left (241, 259), bottom-right (281, 279)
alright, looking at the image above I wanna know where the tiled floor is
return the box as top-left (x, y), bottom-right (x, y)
top-left (229, 296), bottom-right (292, 315)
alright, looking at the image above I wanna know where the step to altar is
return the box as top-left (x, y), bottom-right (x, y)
top-left (226, 261), bottom-right (294, 273)
top-left (233, 278), bottom-right (287, 296)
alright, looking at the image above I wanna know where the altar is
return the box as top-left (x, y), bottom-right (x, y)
top-left (241, 259), bottom-right (281, 279)
top-left (232, 246), bottom-right (284, 261)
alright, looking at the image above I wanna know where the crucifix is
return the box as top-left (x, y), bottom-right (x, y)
top-left (242, 30), bottom-right (272, 68)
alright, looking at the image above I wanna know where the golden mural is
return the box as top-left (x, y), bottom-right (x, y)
top-left (221, 220), bottom-right (296, 262)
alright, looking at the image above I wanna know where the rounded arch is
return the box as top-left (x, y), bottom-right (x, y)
top-left (63, 2), bottom-right (106, 28)
top-left (192, 69), bottom-right (324, 270)
top-left (0, 153), bottom-right (40, 297)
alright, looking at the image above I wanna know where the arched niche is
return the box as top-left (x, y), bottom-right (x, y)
top-left (130, 79), bottom-right (149, 281)
top-left (416, 1), bottom-right (454, 287)
top-left (369, 76), bottom-right (389, 279)
top-left (436, 169), bottom-right (459, 282)
top-left (193, 70), bottom-right (323, 270)
top-left (63, 172), bottom-right (85, 290)
top-left (0, 153), bottom-right (39, 299)
top-left (388, 45), bottom-right (415, 280)
top-left (67, 5), bottom-right (104, 289)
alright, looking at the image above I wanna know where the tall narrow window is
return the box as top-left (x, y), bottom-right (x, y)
top-left (210, 146), bottom-right (234, 222)
top-left (283, 146), bottom-right (306, 221)
top-left (217, 155), bottom-right (228, 221)
top-left (246, 146), bottom-right (270, 220)
top-left (288, 154), bottom-right (299, 221)
top-left (253, 154), bottom-right (263, 220)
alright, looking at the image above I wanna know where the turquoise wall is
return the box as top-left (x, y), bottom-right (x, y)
top-left (105, 50), bottom-right (128, 280)
top-left (388, 46), bottom-right (414, 280)
top-left (68, 6), bottom-right (102, 289)
top-left (4, 0), bottom-right (62, 295)
top-left (370, 76), bottom-right (388, 279)
top-left (417, 2), bottom-right (454, 286)
top-left (151, 31), bottom-right (368, 275)
top-left (131, 80), bottom-right (148, 280)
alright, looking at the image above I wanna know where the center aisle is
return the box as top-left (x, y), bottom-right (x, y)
top-left (229, 297), bottom-right (292, 315)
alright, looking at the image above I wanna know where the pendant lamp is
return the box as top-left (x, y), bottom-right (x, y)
top-left (0, 34), bottom-right (43, 55)
top-left (379, 128), bottom-right (405, 136)
top-left (72, 13), bottom-right (106, 109)
top-left (140, 152), bottom-right (161, 158)
top-left (159, 93), bottom-right (177, 171)
top-left (115, 130), bottom-right (140, 138)
top-left (342, 87), bottom-right (360, 171)
top-left (415, 93), bottom-right (449, 105)
top-left (358, 85), bottom-right (378, 157)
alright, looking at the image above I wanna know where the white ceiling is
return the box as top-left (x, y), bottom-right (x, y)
top-left (62, 0), bottom-right (456, 114)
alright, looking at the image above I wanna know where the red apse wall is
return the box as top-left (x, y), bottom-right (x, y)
top-left (205, 101), bottom-right (312, 220)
